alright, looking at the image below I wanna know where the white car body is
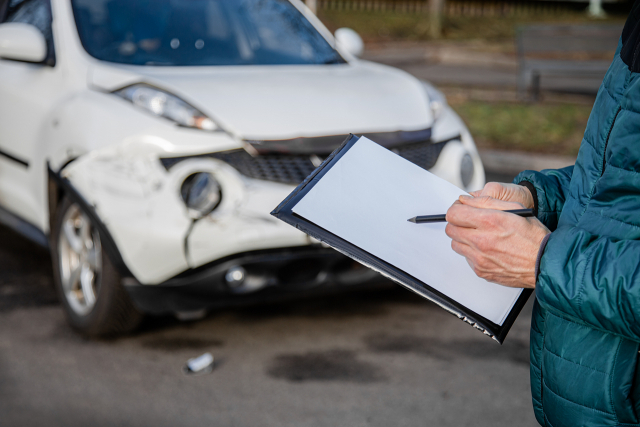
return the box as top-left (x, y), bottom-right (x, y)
top-left (0, 0), bottom-right (484, 313)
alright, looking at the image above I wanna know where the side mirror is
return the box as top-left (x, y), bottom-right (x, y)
top-left (0, 22), bottom-right (46, 63)
top-left (334, 28), bottom-right (364, 58)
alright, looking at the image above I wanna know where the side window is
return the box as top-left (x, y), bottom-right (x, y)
top-left (4, 0), bottom-right (55, 65)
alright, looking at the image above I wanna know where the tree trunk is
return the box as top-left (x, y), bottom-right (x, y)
top-left (429, 0), bottom-right (446, 39)
top-left (588, 0), bottom-right (606, 18)
top-left (306, 0), bottom-right (318, 14)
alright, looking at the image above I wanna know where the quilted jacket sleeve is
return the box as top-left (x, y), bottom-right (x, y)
top-left (535, 225), bottom-right (640, 343)
top-left (514, 166), bottom-right (574, 231)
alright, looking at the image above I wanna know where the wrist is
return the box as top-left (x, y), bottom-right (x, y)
top-left (524, 227), bottom-right (550, 289)
top-left (523, 190), bottom-right (534, 210)
top-left (534, 233), bottom-right (551, 282)
top-left (518, 181), bottom-right (537, 214)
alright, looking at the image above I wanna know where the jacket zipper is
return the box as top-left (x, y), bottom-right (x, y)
top-left (602, 106), bottom-right (622, 176)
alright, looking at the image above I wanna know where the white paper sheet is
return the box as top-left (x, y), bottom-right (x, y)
top-left (292, 137), bottom-right (522, 325)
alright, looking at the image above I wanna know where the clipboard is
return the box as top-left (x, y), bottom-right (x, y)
top-left (271, 134), bottom-right (532, 343)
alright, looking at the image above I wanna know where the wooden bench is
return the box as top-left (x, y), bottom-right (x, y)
top-left (517, 24), bottom-right (622, 100)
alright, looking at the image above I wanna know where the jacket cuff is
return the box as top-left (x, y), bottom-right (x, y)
top-left (519, 181), bottom-right (538, 217)
top-left (535, 233), bottom-right (551, 281)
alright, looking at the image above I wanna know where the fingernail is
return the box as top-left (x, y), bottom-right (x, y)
top-left (460, 195), bottom-right (472, 201)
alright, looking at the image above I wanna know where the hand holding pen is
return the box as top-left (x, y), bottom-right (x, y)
top-left (439, 188), bottom-right (550, 289)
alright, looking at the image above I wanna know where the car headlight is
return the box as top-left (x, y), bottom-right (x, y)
top-left (180, 172), bottom-right (222, 218)
top-left (421, 81), bottom-right (447, 121)
top-left (114, 84), bottom-right (219, 131)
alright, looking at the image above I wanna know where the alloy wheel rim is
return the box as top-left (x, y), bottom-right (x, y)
top-left (58, 204), bottom-right (102, 316)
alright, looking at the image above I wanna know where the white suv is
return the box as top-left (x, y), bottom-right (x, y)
top-left (0, 0), bottom-right (484, 336)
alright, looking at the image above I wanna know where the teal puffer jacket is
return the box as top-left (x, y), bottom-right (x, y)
top-left (514, 8), bottom-right (640, 426)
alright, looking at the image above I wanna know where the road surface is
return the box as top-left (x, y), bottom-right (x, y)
top-left (0, 170), bottom-right (539, 427)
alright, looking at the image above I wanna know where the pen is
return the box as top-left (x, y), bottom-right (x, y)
top-left (407, 208), bottom-right (535, 223)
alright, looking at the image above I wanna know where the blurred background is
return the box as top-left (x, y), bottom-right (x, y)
top-left (0, 0), bottom-right (633, 426)
top-left (320, 0), bottom-right (628, 160)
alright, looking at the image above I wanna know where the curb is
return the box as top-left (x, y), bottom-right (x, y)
top-left (479, 149), bottom-right (575, 176)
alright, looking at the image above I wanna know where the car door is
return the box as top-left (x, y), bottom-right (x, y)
top-left (0, 0), bottom-right (62, 229)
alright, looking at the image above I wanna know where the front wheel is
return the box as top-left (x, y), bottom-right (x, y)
top-left (51, 197), bottom-right (142, 337)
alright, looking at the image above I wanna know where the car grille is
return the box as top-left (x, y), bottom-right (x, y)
top-left (210, 150), bottom-right (319, 185)
top-left (392, 139), bottom-right (449, 171)
top-left (161, 139), bottom-right (451, 185)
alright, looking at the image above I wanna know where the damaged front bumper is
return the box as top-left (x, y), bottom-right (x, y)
top-left (51, 159), bottom-right (383, 316)
top-left (57, 136), bottom-right (315, 285)
top-left (122, 246), bottom-right (383, 314)
top-left (53, 123), bottom-right (476, 315)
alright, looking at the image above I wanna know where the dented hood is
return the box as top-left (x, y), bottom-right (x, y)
top-left (89, 61), bottom-right (433, 140)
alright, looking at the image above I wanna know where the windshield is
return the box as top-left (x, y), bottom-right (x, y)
top-left (70, 0), bottom-right (345, 66)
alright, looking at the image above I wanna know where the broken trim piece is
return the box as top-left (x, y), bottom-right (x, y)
top-left (48, 165), bottom-right (133, 278)
top-left (0, 148), bottom-right (29, 168)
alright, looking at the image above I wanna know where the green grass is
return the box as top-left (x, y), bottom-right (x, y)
top-left (318, 10), bottom-right (626, 42)
top-left (450, 101), bottom-right (592, 155)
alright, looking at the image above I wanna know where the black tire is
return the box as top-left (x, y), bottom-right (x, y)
top-left (51, 196), bottom-right (142, 337)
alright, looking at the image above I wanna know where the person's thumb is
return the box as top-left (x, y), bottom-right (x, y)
top-left (459, 195), bottom-right (524, 211)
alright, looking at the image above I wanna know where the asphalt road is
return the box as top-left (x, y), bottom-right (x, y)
top-left (0, 170), bottom-right (538, 427)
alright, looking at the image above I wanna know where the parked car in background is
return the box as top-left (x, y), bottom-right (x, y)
top-left (0, 0), bottom-right (485, 336)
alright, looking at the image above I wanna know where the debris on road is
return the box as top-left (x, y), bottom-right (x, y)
top-left (183, 352), bottom-right (214, 376)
